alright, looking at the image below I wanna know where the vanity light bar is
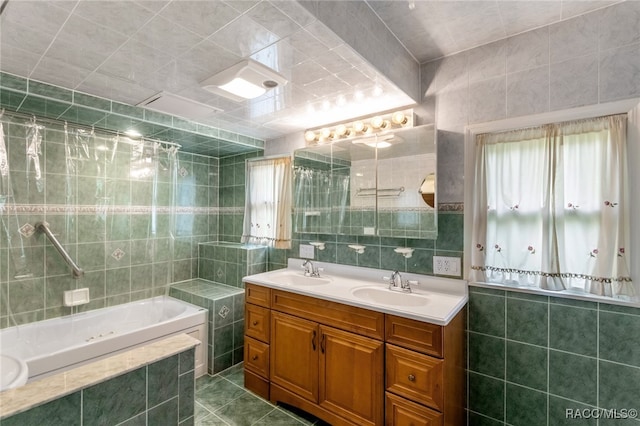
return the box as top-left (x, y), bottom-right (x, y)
top-left (303, 108), bottom-right (414, 145)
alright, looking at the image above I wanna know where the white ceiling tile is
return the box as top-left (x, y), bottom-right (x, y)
top-left (96, 40), bottom-right (174, 83)
top-left (56, 14), bottom-right (129, 54)
top-left (179, 40), bottom-right (241, 77)
top-left (207, 15), bottom-right (278, 57)
top-left (134, 1), bottom-right (169, 13)
top-left (1, 19), bottom-right (55, 56)
top-left (499, 1), bottom-right (563, 35)
top-left (2, 1), bottom-right (72, 37)
top-left (251, 39), bottom-right (307, 75)
top-left (291, 60), bottom-right (329, 85)
top-left (73, 1), bottom-right (156, 37)
top-left (44, 37), bottom-right (113, 72)
top-left (78, 71), bottom-right (158, 105)
top-left (160, 1), bottom-right (241, 38)
top-left (270, 0), bottom-right (317, 28)
top-left (133, 15), bottom-right (204, 58)
top-left (30, 56), bottom-right (93, 89)
top-left (246, 2), bottom-right (301, 39)
top-left (560, 0), bottom-right (618, 20)
top-left (0, 45), bottom-right (42, 78)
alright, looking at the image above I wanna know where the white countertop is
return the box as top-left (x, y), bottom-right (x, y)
top-left (243, 259), bottom-right (468, 326)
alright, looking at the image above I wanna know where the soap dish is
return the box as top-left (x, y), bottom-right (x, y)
top-left (394, 247), bottom-right (415, 258)
top-left (348, 244), bottom-right (366, 254)
top-left (310, 241), bottom-right (326, 250)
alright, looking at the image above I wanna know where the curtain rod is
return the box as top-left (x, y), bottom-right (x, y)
top-left (0, 107), bottom-right (182, 150)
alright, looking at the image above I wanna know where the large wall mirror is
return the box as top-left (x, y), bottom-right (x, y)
top-left (293, 124), bottom-right (437, 239)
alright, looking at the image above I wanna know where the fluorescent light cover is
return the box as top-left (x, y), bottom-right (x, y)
top-left (201, 59), bottom-right (287, 102)
top-left (219, 78), bottom-right (267, 99)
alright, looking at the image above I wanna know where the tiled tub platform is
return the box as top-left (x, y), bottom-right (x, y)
top-left (0, 334), bottom-right (199, 425)
top-left (170, 279), bottom-right (245, 374)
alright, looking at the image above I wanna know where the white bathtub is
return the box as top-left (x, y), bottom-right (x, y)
top-left (0, 296), bottom-right (208, 383)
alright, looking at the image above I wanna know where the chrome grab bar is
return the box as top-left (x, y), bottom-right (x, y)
top-left (35, 222), bottom-right (84, 279)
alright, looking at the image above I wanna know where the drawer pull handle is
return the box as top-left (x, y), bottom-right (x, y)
top-left (312, 330), bottom-right (317, 351)
top-left (252, 355), bottom-right (258, 361)
top-left (408, 374), bottom-right (416, 382)
top-left (252, 320), bottom-right (259, 326)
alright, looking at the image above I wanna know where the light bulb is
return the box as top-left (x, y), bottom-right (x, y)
top-left (304, 131), bottom-right (317, 142)
top-left (391, 111), bottom-right (408, 125)
top-left (320, 128), bottom-right (332, 139)
top-left (335, 124), bottom-right (351, 137)
top-left (371, 116), bottom-right (388, 129)
top-left (353, 121), bottom-right (368, 133)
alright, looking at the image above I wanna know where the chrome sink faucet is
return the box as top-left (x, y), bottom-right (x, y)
top-left (387, 270), bottom-right (412, 293)
top-left (302, 259), bottom-right (321, 277)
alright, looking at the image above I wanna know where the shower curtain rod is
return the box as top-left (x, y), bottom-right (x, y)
top-left (0, 108), bottom-right (182, 150)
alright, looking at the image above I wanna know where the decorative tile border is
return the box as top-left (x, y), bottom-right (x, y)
top-left (0, 204), bottom-right (221, 215)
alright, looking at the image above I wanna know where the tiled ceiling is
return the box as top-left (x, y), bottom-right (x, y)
top-left (0, 0), bottom-right (619, 146)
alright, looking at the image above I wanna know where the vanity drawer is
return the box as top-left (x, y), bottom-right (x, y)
top-left (386, 314), bottom-right (443, 357)
top-left (271, 289), bottom-right (384, 340)
top-left (245, 303), bottom-right (270, 343)
top-left (244, 336), bottom-right (270, 379)
top-left (385, 392), bottom-right (443, 426)
top-left (245, 283), bottom-right (271, 308)
top-left (386, 344), bottom-right (444, 411)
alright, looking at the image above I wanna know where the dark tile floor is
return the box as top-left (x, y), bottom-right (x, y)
top-left (195, 363), bottom-right (330, 426)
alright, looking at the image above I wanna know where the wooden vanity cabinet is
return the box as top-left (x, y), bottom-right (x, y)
top-left (244, 282), bottom-right (465, 426)
top-left (385, 312), bottom-right (466, 426)
top-left (244, 284), bottom-right (272, 400)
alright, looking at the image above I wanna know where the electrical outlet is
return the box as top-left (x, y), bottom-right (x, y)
top-left (299, 244), bottom-right (315, 259)
top-left (433, 256), bottom-right (461, 276)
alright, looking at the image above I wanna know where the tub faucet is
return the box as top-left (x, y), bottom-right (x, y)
top-left (302, 260), bottom-right (321, 277)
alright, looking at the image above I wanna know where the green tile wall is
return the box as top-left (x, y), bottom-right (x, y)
top-left (170, 279), bottom-right (245, 374)
top-left (198, 242), bottom-right (267, 287)
top-left (1, 349), bottom-right (195, 425)
top-left (468, 286), bottom-right (640, 425)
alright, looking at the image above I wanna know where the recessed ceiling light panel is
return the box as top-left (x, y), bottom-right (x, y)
top-left (200, 59), bottom-right (288, 102)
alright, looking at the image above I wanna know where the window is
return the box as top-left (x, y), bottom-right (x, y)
top-left (241, 156), bottom-right (292, 249)
top-left (469, 114), bottom-right (635, 301)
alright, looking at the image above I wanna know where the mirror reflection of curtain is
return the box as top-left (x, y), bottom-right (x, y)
top-left (332, 172), bottom-right (350, 233)
top-left (293, 166), bottom-right (350, 234)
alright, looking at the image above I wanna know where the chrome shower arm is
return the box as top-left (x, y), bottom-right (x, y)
top-left (35, 222), bottom-right (84, 279)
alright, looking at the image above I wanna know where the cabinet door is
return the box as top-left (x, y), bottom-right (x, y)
top-left (270, 311), bottom-right (319, 402)
top-left (318, 325), bottom-right (384, 426)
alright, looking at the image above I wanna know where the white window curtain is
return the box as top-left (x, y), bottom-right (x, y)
top-left (241, 156), bottom-right (292, 249)
top-left (471, 114), bottom-right (634, 299)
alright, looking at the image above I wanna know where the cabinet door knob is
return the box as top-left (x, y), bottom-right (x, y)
top-left (408, 374), bottom-right (416, 382)
top-left (252, 320), bottom-right (259, 326)
top-left (252, 355), bottom-right (258, 361)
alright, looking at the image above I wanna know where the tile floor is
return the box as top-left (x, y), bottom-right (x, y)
top-left (195, 363), bottom-right (330, 426)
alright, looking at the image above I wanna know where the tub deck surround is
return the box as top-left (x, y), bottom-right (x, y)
top-left (0, 333), bottom-right (199, 419)
top-left (0, 296), bottom-right (208, 381)
top-left (243, 259), bottom-right (468, 325)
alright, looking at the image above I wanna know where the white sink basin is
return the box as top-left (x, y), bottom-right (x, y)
top-left (351, 287), bottom-right (429, 307)
top-left (266, 271), bottom-right (331, 286)
top-left (0, 353), bottom-right (29, 391)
